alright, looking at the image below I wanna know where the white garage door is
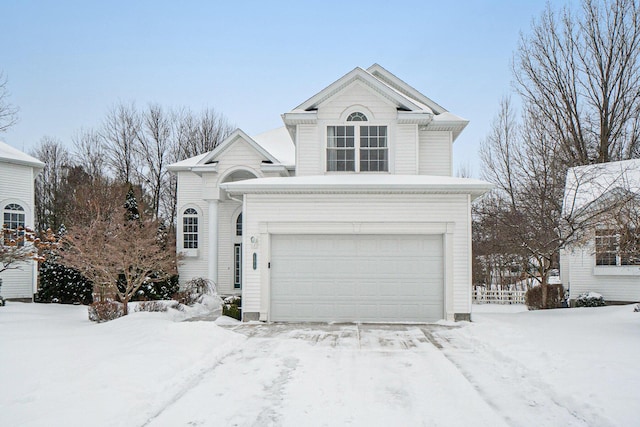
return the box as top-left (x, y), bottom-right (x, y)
top-left (270, 234), bottom-right (444, 322)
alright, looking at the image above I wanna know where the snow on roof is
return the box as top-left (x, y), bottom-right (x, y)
top-left (167, 152), bottom-right (209, 169)
top-left (563, 159), bottom-right (640, 215)
top-left (168, 127), bottom-right (294, 171)
top-left (251, 127), bottom-right (295, 166)
top-left (221, 174), bottom-right (492, 199)
top-left (0, 141), bottom-right (45, 169)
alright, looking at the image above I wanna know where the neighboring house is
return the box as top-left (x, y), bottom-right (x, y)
top-left (169, 64), bottom-right (492, 322)
top-left (0, 141), bottom-right (45, 300)
top-left (560, 159), bottom-right (640, 303)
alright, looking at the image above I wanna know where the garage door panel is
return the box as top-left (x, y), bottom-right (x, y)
top-left (271, 234), bottom-right (444, 322)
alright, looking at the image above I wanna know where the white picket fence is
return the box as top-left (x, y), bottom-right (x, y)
top-left (473, 289), bottom-right (526, 304)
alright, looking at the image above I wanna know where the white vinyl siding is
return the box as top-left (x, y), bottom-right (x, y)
top-left (419, 130), bottom-right (452, 176)
top-left (295, 125), bottom-right (321, 176)
top-left (561, 244), bottom-right (640, 302)
top-left (242, 193), bottom-right (471, 321)
top-left (395, 124), bottom-right (418, 174)
top-left (0, 161), bottom-right (38, 299)
top-left (176, 172), bottom-right (209, 283)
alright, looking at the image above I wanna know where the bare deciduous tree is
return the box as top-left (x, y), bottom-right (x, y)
top-left (102, 103), bottom-right (141, 184)
top-left (138, 104), bottom-right (172, 220)
top-left (478, 98), bottom-right (639, 306)
top-left (59, 206), bottom-right (179, 315)
top-left (32, 137), bottom-right (73, 232)
top-left (73, 128), bottom-right (107, 181)
top-left (0, 71), bottom-right (18, 133)
top-left (514, 0), bottom-right (640, 164)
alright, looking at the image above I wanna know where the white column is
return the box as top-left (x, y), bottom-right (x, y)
top-left (208, 199), bottom-right (219, 286)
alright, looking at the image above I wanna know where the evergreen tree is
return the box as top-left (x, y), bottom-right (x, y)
top-left (124, 184), bottom-right (140, 222)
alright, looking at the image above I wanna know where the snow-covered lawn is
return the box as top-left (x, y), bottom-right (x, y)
top-left (1, 302), bottom-right (638, 426)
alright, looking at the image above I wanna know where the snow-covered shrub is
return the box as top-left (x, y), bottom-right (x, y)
top-left (36, 258), bottom-right (93, 305)
top-left (633, 303), bottom-right (640, 312)
top-left (525, 284), bottom-right (565, 310)
top-left (173, 277), bottom-right (216, 306)
top-left (88, 300), bottom-right (124, 322)
top-left (575, 292), bottom-right (606, 307)
top-left (135, 300), bottom-right (169, 313)
top-left (223, 295), bottom-right (242, 320)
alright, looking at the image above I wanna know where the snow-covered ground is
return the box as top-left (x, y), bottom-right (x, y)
top-left (1, 302), bottom-right (638, 426)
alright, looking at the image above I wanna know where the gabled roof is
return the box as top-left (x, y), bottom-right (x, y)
top-left (293, 67), bottom-right (427, 113)
top-left (168, 127), bottom-right (295, 171)
top-left (283, 64), bottom-right (468, 141)
top-left (199, 129), bottom-right (279, 165)
top-left (563, 159), bottom-right (640, 215)
top-left (366, 64), bottom-right (447, 114)
top-left (0, 141), bottom-right (45, 169)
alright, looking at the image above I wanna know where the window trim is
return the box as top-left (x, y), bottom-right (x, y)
top-left (3, 203), bottom-right (26, 246)
top-left (182, 207), bottom-right (199, 251)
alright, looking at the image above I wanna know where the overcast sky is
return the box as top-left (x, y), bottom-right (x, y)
top-left (1, 0), bottom-right (557, 177)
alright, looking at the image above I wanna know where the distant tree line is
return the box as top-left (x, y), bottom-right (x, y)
top-left (475, 0), bottom-right (640, 302)
top-left (31, 103), bottom-right (233, 232)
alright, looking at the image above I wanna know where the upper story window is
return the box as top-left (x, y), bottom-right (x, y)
top-left (327, 112), bottom-right (388, 173)
top-left (3, 203), bottom-right (25, 245)
top-left (183, 208), bottom-right (198, 249)
top-left (595, 227), bottom-right (640, 266)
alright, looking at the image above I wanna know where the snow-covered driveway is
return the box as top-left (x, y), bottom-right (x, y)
top-left (3, 303), bottom-right (638, 426)
top-left (144, 323), bottom-right (506, 427)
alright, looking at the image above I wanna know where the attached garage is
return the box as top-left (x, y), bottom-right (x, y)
top-left (270, 234), bottom-right (444, 322)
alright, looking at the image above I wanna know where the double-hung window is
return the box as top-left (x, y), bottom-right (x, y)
top-left (326, 112), bottom-right (388, 172)
top-left (183, 208), bottom-right (198, 249)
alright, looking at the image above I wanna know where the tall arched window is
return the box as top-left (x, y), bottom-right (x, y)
top-left (183, 208), bottom-right (198, 249)
top-left (3, 203), bottom-right (25, 245)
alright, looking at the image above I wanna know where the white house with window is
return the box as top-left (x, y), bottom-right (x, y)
top-left (560, 159), bottom-right (640, 304)
top-left (169, 64), bottom-right (492, 322)
top-left (0, 141), bottom-right (44, 300)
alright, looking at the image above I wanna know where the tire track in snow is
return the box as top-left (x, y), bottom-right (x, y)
top-left (428, 327), bottom-right (614, 427)
top-left (140, 338), bottom-right (246, 426)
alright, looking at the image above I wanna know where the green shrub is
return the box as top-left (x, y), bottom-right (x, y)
top-left (525, 284), bottom-right (565, 310)
top-left (36, 258), bottom-right (93, 305)
top-left (575, 292), bottom-right (606, 307)
top-left (223, 295), bottom-right (242, 320)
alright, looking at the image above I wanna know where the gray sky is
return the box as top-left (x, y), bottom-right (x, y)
top-left (1, 0), bottom-right (554, 176)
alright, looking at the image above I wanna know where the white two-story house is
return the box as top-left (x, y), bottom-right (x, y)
top-left (169, 64), bottom-right (491, 322)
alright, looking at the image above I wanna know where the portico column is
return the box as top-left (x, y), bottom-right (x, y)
top-left (208, 199), bottom-right (219, 286)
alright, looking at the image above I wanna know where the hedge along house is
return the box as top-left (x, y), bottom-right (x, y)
top-left (169, 65), bottom-right (492, 322)
top-left (0, 141), bottom-right (44, 300)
